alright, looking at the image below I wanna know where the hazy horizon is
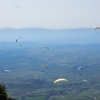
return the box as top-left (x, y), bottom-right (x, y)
top-left (0, 0), bottom-right (100, 29)
top-left (0, 27), bottom-right (99, 44)
top-left (0, 1), bottom-right (100, 44)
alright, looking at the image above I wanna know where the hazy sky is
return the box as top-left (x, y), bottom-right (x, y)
top-left (0, 0), bottom-right (100, 29)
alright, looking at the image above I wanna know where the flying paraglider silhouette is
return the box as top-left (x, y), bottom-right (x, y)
top-left (43, 46), bottom-right (49, 50)
top-left (40, 64), bottom-right (48, 72)
top-left (16, 37), bottom-right (22, 43)
top-left (13, 5), bottom-right (20, 12)
top-left (43, 46), bottom-right (49, 54)
top-left (94, 27), bottom-right (100, 34)
top-left (16, 37), bottom-right (22, 46)
top-left (78, 66), bottom-right (83, 75)
top-left (94, 27), bottom-right (100, 30)
top-left (40, 64), bottom-right (48, 68)
top-left (54, 78), bottom-right (69, 94)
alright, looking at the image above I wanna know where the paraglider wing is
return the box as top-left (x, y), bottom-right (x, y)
top-left (54, 78), bottom-right (69, 84)
top-left (16, 6), bottom-right (20, 8)
top-left (13, 5), bottom-right (20, 8)
top-left (94, 27), bottom-right (100, 34)
top-left (16, 37), bottom-right (22, 43)
top-left (78, 66), bottom-right (83, 75)
top-left (82, 80), bottom-right (89, 83)
top-left (95, 27), bottom-right (98, 30)
top-left (13, 5), bottom-right (20, 12)
top-left (78, 66), bottom-right (83, 70)
top-left (94, 27), bottom-right (100, 30)
top-left (40, 64), bottom-right (48, 68)
top-left (43, 46), bottom-right (49, 50)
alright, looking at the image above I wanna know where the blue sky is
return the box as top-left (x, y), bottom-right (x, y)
top-left (0, 0), bottom-right (100, 29)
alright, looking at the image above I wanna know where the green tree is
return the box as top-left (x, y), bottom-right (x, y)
top-left (0, 84), bottom-right (15, 100)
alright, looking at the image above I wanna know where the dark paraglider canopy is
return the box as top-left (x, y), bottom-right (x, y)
top-left (43, 46), bottom-right (49, 50)
top-left (13, 5), bottom-right (20, 8)
top-left (16, 37), bottom-right (22, 43)
top-left (13, 5), bottom-right (20, 12)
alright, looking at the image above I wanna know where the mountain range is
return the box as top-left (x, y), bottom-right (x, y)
top-left (0, 27), bottom-right (99, 44)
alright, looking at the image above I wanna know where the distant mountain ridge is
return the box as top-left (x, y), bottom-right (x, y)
top-left (0, 27), bottom-right (99, 44)
top-left (0, 27), bottom-right (93, 31)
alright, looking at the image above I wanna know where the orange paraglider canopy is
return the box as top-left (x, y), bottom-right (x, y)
top-left (94, 27), bottom-right (100, 30)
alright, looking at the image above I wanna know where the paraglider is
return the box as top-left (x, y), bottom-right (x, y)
top-left (82, 80), bottom-right (89, 83)
top-left (78, 66), bottom-right (83, 75)
top-left (54, 78), bottom-right (69, 94)
top-left (40, 64), bottom-right (48, 72)
top-left (94, 27), bottom-right (100, 30)
top-left (78, 66), bottom-right (83, 70)
top-left (94, 27), bottom-right (100, 34)
top-left (13, 5), bottom-right (20, 8)
top-left (42, 47), bottom-right (49, 54)
top-left (16, 37), bottom-right (22, 46)
top-left (16, 37), bottom-right (22, 43)
top-left (40, 64), bottom-right (48, 68)
top-left (43, 46), bottom-right (49, 50)
top-left (54, 78), bottom-right (69, 84)
top-left (13, 5), bottom-right (20, 12)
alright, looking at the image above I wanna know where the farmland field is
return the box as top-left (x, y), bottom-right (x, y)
top-left (0, 43), bottom-right (100, 100)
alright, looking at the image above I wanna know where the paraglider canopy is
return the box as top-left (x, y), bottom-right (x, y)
top-left (54, 78), bottom-right (69, 84)
top-left (78, 66), bottom-right (83, 75)
top-left (94, 27), bottom-right (100, 34)
top-left (78, 66), bottom-right (83, 70)
top-left (13, 5), bottom-right (20, 11)
top-left (82, 80), bottom-right (89, 83)
top-left (54, 78), bottom-right (69, 95)
top-left (16, 37), bottom-right (22, 43)
top-left (40, 64), bottom-right (48, 68)
top-left (94, 27), bottom-right (100, 30)
top-left (13, 5), bottom-right (20, 8)
top-left (43, 46), bottom-right (49, 50)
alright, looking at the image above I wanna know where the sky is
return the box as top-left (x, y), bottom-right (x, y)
top-left (0, 0), bottom-right (100, 29)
